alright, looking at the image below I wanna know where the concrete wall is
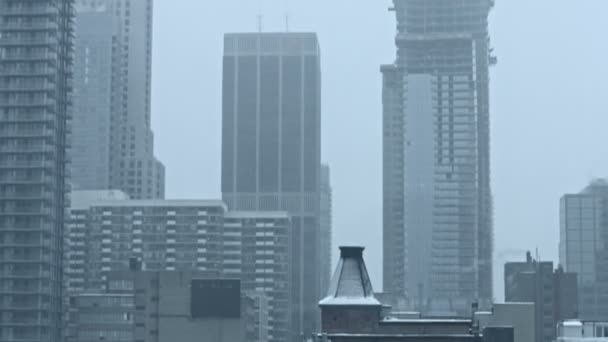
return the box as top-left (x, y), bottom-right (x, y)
top-left (156, 272), bottom-right (245, 342)
top-left (477, 303), bottom-right (535, 342)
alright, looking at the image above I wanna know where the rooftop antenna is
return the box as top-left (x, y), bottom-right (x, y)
top-left (285, 13), bottom-right (290, 32)
top-left (284, 0), bottom-right (290, 32)
top-left (257, 0), bottom-right (263, 33)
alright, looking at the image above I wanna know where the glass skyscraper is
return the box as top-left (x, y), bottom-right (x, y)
top-left (560, 179), bottom-right (608, 321)
top-left (221, 32), bottom-right (322, 341)
top-left (0, 0), bottom-right (74, 340)
top-left (382, 0), bottom-right (495, 314)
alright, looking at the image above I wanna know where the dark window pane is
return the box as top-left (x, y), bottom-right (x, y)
top-left (236, 56), bottom-right (257, 192)
top-left (259, 56), bottom-right (280, 192)
top-left (303, 56), bottom-right (319, 192)
top-left (221, 56), bottom-right (236, 193)
top-left (281, 56), bottom-right (301, 192)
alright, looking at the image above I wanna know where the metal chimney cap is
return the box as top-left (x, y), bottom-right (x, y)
top-left (339, 246), bottom-right (365, 258)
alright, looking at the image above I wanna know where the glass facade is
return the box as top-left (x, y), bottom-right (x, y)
top-left (560, 180), bottom-right (608, 321)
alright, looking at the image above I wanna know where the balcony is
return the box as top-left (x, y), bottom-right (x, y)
top-left (0, 190), bottom-right (54, 201)
top-left (0, 270), bottom-right (51, 279)
top-left (0, 160), bottom-right (54, 169)
top-left (0, 36), bottom-right (58, 47)
top-left (0, 143), bottom-right (56, 153)
top-left (2, 114), bottom-right (57, 124)
top-left (0, 21), bottom-right (59, 31)
top-left (0, 79), bottom-right (56, 89)
top-left (0, 66), bottom-right (56, 78)
top-left (0, 4), bottom-right (58, 16)
top-left (0, 52), bottom-right (57, 62)
top-left (0, 98), bottom-right (56, 109)
top-left (0, 207), bottom-right (53, 216)
top-left (0, 174), bottom-right (54, 185)
top-left (0, 255), bottom-right (51, 265)
top-left (0, 127), bottom-right (54, 137)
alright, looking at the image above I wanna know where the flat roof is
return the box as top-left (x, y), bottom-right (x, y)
top-left (319, 333), bottom-right (477, 339)
top-left (91, 199), bottom-right (227, 209)
top-left (224, 211), bottom-right (290, 219)
top-left (381, 318), bottom-right (472, 324)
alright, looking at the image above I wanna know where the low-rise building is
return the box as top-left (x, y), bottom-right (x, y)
top-left (65, 192), bottom-right (288, 342)
top-left (68, 294), bottom-right (135, 342)
top-left (557, 320), bottom-right (608, 342)
top-left (505, 252), bottom-right (578, 342)
top-left (476, 303), bottom-right (535, 342)
top-left (68, 270), bottom-right (249, 342)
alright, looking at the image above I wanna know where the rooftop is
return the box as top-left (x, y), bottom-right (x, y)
top-left (89, 199), bottom-right (226, 209)
top-left (224, 211), bottom-right (290, 219)
top-left (319, 246), bottom-right (381, 307)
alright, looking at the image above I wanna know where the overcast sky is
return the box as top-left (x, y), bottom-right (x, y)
top-left (151, 0), bottom-right (608, 300)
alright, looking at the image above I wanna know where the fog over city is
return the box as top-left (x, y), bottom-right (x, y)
top-left (152, 0), bottom-right (608, 297)
top-left (2, 0), bottom-right (608, 341)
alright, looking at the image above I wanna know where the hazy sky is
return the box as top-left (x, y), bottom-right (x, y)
top-left (151, 0), bottom-right (608, 300)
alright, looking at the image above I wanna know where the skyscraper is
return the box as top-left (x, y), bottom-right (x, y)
top-left (221, 32), bottom-right (322, 340)
top-left (382, 0), bottom-right (495, 313)
top-left (560, 179), bottom-right (608, 321)
top-left (71, 0), bottom-right (164, 199)
top-left (0, 0), bottom-right (74, 340)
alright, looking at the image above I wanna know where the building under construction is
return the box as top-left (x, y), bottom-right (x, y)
top-left (382, 0), bottom-right (496, 314)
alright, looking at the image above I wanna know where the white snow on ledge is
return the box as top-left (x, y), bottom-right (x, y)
top-left (319, 295), bottom-right (381, 306)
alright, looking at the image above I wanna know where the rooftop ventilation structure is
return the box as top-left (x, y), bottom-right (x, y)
top-left (319, 246), bottom-right (381, 307)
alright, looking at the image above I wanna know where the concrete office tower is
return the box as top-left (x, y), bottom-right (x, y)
top-left (560, 179), bottom-right (608, 321)
top-left (505, 252), bottom-right (578, 342)
top-left (0, 1), bottom-right (74, 341)
top-left (221, 32), bottom-right (322, 340)
top-left (382, 0), bottom-right (496, 313)
top-left (223, 212), bottom-right (291, 342)
top-left (71, 0), bottom-right (164, 199)
top-left (320, 164), bottom-right (332, 295)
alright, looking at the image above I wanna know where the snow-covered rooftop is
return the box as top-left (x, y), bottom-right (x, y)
top-left (319, 246), bottom-right (381, 307)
